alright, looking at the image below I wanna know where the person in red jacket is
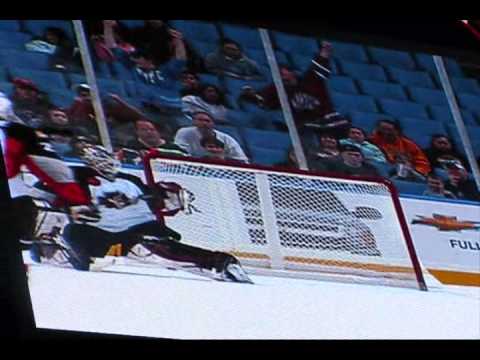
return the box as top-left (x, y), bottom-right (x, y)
top-left (239, 41), bottom-right (349, 137)
top-left (369, 119), bottom-right (431, 177)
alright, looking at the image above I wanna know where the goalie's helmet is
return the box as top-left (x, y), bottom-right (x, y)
top-left (80, 145), bottom-right (120, 181)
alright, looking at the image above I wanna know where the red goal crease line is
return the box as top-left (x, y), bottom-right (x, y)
top-left (231, 251), bottom-right (416, 274)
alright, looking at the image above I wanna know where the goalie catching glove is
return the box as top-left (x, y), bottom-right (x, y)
top-left (152, 181), bottom-right (188, 217)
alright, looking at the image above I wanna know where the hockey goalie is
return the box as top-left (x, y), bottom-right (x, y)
top-left (2, 122), bottom-right (252, 283)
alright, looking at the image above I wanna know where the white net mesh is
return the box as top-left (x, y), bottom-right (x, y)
top-left (149, 157), bottom-right (422, 289)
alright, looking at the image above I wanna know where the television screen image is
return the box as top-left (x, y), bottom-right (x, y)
top-left (1, 19), bottom-right (479, 340)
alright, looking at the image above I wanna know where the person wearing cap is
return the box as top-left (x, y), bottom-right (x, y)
top-left (11, 78), bottom-right (52, 128)
top-left (312, 143), bottom-right (380, 177)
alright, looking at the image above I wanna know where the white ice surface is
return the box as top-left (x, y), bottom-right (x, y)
top-left (25, 257), bottom-right (480, 340)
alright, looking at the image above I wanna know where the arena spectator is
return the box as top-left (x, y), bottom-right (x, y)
top-left (423, 173), bottom-right (457, 199)
top-left (179, 70), bottom-right (202, 97)
top-left (115, 20), bottom-right (205, 72)
top-left (41, 127), bottom-right (76, 157)
top-left (339, 126), bottom-right (387, 164)
top-left (307, 132), bottom-right (341, 166)
top-left (424, 134), bottom-right (469, 171)
top-left (10, 78), bottom-right (52, 128)
top-left (205, 38), bottom-right (264, 80)
top-left (199, 135), bottom-right (227, 161)
top-left (25, 26), bottom-right (79, 70)
top-left (90, 20), bottom-right (136, 63)
top-left (124, 118), bottom-right (187, 157)
top-left (71, 135), bottom-right (96, 158)
top-left (182, 84), bottom-right (230, 123)
top-left (67, 84), bottom-right (96, 127)
top-left (174, 111), bottom-right (248, 163)
top-left (239, 41), bottom-right (348, 135)
top-left (103, 20), bottom-right (187, 88)
top-left (42, 107), bottom-right (91, 137)
top-left (312, 144), bottom-right (380, 177)
top-left (443, 161), bottom-right (480, 201)
top-left (370, 119), bottom-right (431, 176)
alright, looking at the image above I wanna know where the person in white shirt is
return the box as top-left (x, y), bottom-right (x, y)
top-left (174, 111), bottom-right (249, 163)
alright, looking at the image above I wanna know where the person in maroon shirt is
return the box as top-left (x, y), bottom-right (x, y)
top-left (239, 41), bottom-right (349, 138)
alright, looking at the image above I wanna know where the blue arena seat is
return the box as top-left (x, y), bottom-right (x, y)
top-left (198, 73), bottom-right (223, 88)
top-left (272, 31), bottom-right (319, 57)
top-left (457, 93), bottom-right (480, 113)
top-left (0, 67), bottom-right (8, 81)
top-left (368, 47), bottom-right (417, 70)
top-left (387, 67), bottom-right (437, 89)
top-left (23, 20), bottom-right (75, 41)
top-left (392, 180), bottom-right (428, 196)
top-left (378, 98), bottom-right (430, 120)
top-left (94, 61), bottom-right (112, 79)
top-left (330, 92), bottom-right (379, 113)
top-left (398, 118), bottom-right (448, 148)
top-left (68, 74), bottom-right (128, 98)
top-left (428, 105), bottom-right (478, 126)
top-left (450, 77), bottom-right (480, 95)
top-left (414, 53), bottom-right (465, 78)
top-left (189, 39), bottom-right (218, 59)
top-left (274, 50), bottom-right (291, 67)
top-left (446, 124), bottom-right (480, 156)
top-left (348, 111), bottom-right (393, 134)
top-left (246, 109), bottom-right (286, 130)
top-left (169, 20), bottom-right (220, 43)
top-left (118, 20), bottom-right (146, 29)
top-left (220, 24), bottom-right (264, 49)
top-left (290, 53), bottom-right (316, 72)
top-left (0, 31), bottom-right (32, 50)
top-left (337, 60), bottom-right (388, 82)
top-left (242, 128), bottom-right (291, 151)
top-left (243, 48), bottom-right (290, 69)
top-left (108, 61), bottom-right (134, 81)
top-left (357, 80), bottom-right (408, 101)
top-left (135, 82), bottom-right (178, 100)
top-left (327, 76), bottom-right (359, 95)
top-left (224, 110), bottom-right (257, 128)
top-left (329, 41), bottom-right (369, 63)
top-left (0, 20), bottom-right (21, 32)
top-left (224, 78), bottom-right (269, 99)
top-left (0, 49), bottom-right (52, 70)
top-left (249, 145), bottom-right (289, 166)
top-left (215, 125), bottom-right (247, 150)
top-left (408, 87), bottom-right (449, 106)
top-left (123, 81), bottom-right (138, 97)
top-left (8, 68), bottom-right (68, 92)
top-left (48, 90), bottom-right (76, 108)
top-left (0, 81), bottom-right (14, 96)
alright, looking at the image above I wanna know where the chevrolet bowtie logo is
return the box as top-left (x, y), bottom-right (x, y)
top-left (411, 214), bottom-right (480, 232)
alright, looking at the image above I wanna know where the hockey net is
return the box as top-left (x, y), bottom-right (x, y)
top-left (144, 153), bottom-right (427, 291)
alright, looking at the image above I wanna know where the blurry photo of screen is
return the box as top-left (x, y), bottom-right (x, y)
top-left (1, 19), bottom-right (479, 340)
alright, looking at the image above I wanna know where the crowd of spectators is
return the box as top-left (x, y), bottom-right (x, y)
top-left (1, 19), bottom-right (478, 203)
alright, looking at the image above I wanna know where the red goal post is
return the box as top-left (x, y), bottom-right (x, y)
top-left (144, 150), bottom-right (427, 291)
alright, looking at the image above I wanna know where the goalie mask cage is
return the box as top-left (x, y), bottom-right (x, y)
top-left (145, 152), bottom-right (427, 291)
